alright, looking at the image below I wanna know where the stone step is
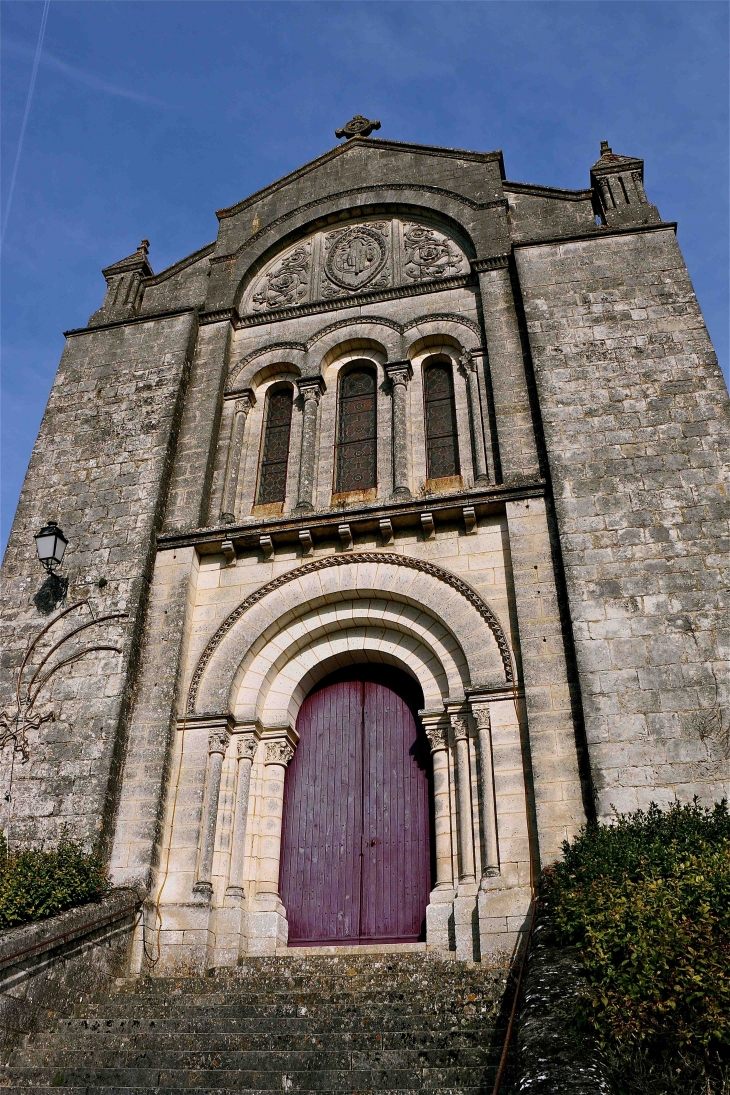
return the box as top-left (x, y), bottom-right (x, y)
top-left (13, 1047), bottom-right (494, 1070)
top-left (48, 1014), bottom-right (493, 1036)
top-left (0, 1065), bottom-right (493, 1090)
top-left (0, 1086), bottom-right (488, 1095)
top-left (72, 1001), bottom-right (491, 1021)
top-left (30, 1028), bottom-right (491, 1052)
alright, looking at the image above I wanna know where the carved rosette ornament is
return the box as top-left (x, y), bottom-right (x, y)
top-left (404, 224), bottom-right (464, 282)
top-left (252, 244), bottom-right (311, 311)
top-left (264, 740), bottom-right (295, 766)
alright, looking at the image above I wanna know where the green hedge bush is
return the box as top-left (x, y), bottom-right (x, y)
top-left (542, 800), bottom-right (730, 1094)
top-left (0, 830), bottom-right (109, 931)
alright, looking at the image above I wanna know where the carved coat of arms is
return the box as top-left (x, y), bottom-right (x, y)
top-left (324, 225), bottom-right (388, 291)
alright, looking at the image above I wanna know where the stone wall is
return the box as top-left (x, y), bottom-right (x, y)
top-left (0, 889), bottom-right (138, 1061)
top-left (516, 227), bottom-right (730, 816)
top-left (0, 313), bottom-right (197, 848)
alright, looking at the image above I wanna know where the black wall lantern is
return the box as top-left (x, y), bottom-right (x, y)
top-left (35, 521), bottom-right (68, 573)
top-left (33, 521), bottom-right (69, 613)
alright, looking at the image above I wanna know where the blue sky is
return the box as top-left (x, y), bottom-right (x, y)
top-left (1, 0), bottom-right (728, 552)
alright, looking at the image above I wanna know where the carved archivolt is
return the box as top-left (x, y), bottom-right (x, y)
top-left (242, 217), bottom-right (469, 315)
top-left (187, 552), bottom-right (514, 714)
top-left (227, 313), bottom-right (482, 390)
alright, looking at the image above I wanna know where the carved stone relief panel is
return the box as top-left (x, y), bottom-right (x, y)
top-left (243, 218), bottom-right (468, 314)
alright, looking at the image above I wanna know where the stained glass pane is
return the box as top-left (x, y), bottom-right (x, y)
top-left (258, 385), bottom-right (293, 504)
top-left (337, 365), bottom-right (377, 492)
top-left (424, 362), bottom-right (459, 479)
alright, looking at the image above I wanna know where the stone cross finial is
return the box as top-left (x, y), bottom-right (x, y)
top-left (335, 115), bottom-right (381, 140)
top-left (600, 141), bottom-right (612, 156)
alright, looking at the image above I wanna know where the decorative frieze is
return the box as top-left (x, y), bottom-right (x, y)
top-left (242, 217), bottom-right (469, 315)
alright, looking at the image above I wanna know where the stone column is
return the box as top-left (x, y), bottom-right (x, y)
top-left (384, 360), bottom-right (413, 500)
top-left (294, 377), bottom-right (325, 513)
top-left (256, 738), bottom-right (295, 898)
top-left (451, 714), bottom-right (476, 884)
top-left (424, 720), bottom-right (453, 890)
top-left (225, 733), bottom-right (259, 898)
top-left (459, 350), bottom-right (489, 484)
top-left (423, 715), bottom-right (454, 952)
top-left (220, 390), bottom-right (255, 523)
top-left (193, 725), bottom-right (231, 898)
top-left (469, 701), bottom-right (499, 877)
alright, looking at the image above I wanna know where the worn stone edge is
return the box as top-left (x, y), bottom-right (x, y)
top-left (0, 889), bottom-right (140, 971)
top-left (513, 913), bottom-right (613, 1094)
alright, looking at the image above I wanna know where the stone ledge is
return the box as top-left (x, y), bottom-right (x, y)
top-left (0, 888), bottom-right (140, 972)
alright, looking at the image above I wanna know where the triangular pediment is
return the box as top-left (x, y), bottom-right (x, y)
top-left (215, 136), bottom-right (504, 221)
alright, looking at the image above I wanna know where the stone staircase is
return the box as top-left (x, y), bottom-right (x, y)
top-left (1, 953), bottom-right (510, 1093)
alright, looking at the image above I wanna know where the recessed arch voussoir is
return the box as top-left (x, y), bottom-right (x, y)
top-left (188, 553), bottom-right (514, 716)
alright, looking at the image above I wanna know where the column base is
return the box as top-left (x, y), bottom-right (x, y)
top-left (390, 488), bottom-right (412, 501)
top-left (294, 502), bottom-right (314, 514)
top-left (220, 512), bottom-right (236, 524)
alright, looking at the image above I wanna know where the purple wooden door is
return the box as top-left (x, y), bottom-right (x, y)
top-left (280, 671), bottom-right (431, 946)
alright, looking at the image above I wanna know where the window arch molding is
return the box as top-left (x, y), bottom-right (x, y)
top-left (333, 359), bottom-right (379, 497)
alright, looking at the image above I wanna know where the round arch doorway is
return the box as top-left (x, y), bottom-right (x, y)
top-left (279, 665), bottom-right (433, 946)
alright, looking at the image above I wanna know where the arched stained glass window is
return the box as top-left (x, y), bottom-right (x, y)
top-left (424, 358), bottom-right (460, 480)
top-left (336, 364), bottom-right (377, 494)
top-left (257, 384), bottom-right (293, 505)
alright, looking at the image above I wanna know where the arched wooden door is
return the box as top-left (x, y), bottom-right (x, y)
top-left (280, 667), bottom-right (432, 946)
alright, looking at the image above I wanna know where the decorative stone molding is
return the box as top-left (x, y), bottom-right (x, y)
top-left (186, 552), bottom-right (515, 713)
top-left (240, 215), bottom-right (470, 317)
top-left (471, 254), bottom-right (510, 272)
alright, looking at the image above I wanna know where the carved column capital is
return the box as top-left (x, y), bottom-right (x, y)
top-left (232, 389), bottom-right (256, 415)
top-left (237, 734), bottom-right (259, 761)
top-left (450, 713), bottom-right (470, 743)
top-left (208, 729), bottom-right (231, 755)
top-left (264, 739), bottom-right (295, 766)
top-left (469, 702), bottom-right (491, 732)
top-left (384, 360), bottom-right (413, 388)
top-left (459, 349), bottom-right (476, 373)
top-left (296, 376), bottom-right (326, 403)
top-left (425, 723), bottom-right (449, 753)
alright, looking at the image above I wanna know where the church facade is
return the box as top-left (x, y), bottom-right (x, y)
top-left (1, 121), bottom-right (728, 969)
